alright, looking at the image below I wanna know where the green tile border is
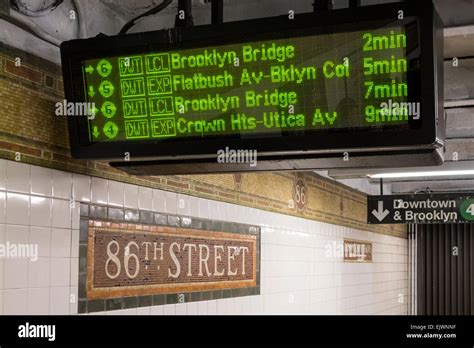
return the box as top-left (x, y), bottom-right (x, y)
top-left (78, 203), bottom-right (261, 314)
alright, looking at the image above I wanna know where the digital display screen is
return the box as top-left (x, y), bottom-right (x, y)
top-left (82, 25), bottom-right (414, 142)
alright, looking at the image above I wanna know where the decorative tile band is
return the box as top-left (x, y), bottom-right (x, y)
top-left (78, 203), bottom-right (261, 313)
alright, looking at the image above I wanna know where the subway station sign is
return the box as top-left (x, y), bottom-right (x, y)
top-left (367, 193), bottom-right (474, 224)
top-left (86, 219), bottom-right (257, 300)
top-left (61, 2), bottom-right (443, 161)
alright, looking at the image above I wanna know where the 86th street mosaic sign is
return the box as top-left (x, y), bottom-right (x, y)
top-left (87, 220), bottom-right (257, 299)
top-left (78, 203), bottom-right (260, 314)
top-left (368, 193), bottom-right (474, 224)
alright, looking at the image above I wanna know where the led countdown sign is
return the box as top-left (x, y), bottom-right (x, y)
top-left (61, 1), bottom-right (443, 162)
top-left (83, 29), bottom-right (410, 142)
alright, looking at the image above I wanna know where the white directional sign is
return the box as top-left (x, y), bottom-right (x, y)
top-left (367, 194), bottom-right (474, 224)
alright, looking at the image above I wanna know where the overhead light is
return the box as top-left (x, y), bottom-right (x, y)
top-left (328, 161), bottom-right (474, 180)
top-left (368, 169), bottom-right (474, 179)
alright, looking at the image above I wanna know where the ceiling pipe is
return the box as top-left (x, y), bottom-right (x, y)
top-left (7, 8), bottom-right (61, 46)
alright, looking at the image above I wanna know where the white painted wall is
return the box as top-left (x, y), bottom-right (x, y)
top-left (0, 159), bottom-right (408, 315)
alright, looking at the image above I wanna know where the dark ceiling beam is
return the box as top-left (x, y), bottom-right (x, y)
top-left (175, 0), bottom-right (193, 27)
top-left (349, 0), bottom-right (361, 7)
top-left (211, 0), bottom-right (223, 24)
top-left (313, 0), bottom-right (334, 12)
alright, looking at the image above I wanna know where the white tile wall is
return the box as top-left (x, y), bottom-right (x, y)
top-left (150, 305), bottom-right (163, 315)
top-left (0, 160), bottom-right (6, 191)
top-left (165, 191), bottom-right (177, 214)
top-left (29, 227), bottom-right (51, 257)
top-left (50, 258), bottom-right (70, 287)
top-left (28, 258), bottom-right (50, 288)
top-left (0, 191), bottom-right (5, 224)
top-left (6, 193), bottom-right (29, 225)
top-left (49, 286), bottom-right (69, 314)
top-left (4, 288), bottom-right (27, 314)
top-left (0, 225), bottom-right (4, 290)
top-left (52, 199), bottom-right (71, 228)
top-left (124, 183), bottom-right (138, 209)
top-left (6, 161), bottom-right (30, 193)
top-left (108, 181), bottom-right (124, 207)
top-left (72, 174), bottom-right (91, 202)
top-left (52, 170), bottom-right (72, 199)
top-left (51, 228), bottom-right (71, 258)
top-left (0, 159), bottom-right (408, 315)
top-left (152, 189), bottom-right (166, 212)
top-left (30, 166), bottom-right (52, 197)
top-left (27, 288), bottom-right (49, 314)
top-left (91, 177), bottom-right (108, 204)
top-left (30, 197), bottom-right (52, 227)
top-left (138, 187), bottom-right (152, 210)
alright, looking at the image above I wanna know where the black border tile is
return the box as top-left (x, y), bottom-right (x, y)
top-left (137, 295), bottom-right (152, 307)
top-left (152, 294), bottom-right (166, 306)
top-left (165, 294), bottom-right (178, 305)
top-left (190, 219), bottom-right (203, 230)
top-left (154, 213), bottom-right (168, 225)
top-left (79, 247), bottom-right (88, 274)
top-left (78, 300), bottom-right (87, 314)
top-left (80, 204), bottom-right (89, 217)
top-left (89, 205), bottom-right (107, 219)
top-left (222, 289), bottom-right (232, 298)
top-left (108, 207), bottom-right (124, 220)
top-left (122, 296), bottom-right (138, 309)
top-left (106, 298), bottom-right (123, 311)
top-left (79, 219), bottom-right (89, 242)
top-left (124, 209), bottom-right (139, 222)
top-left (201, 291), bottom-right (213, 301)
top-left (212, 290), bottom-right (223, 300)
top-left (87, 299), bottom-right (105, 312)
top-left (190, 292), bottom-right (202, 302)
top-left (167, 215), bottom-right (179, 226)
top-left (139, 211), bottom-right (154, 224)
top-left (180, 216), bottom-right (192, 227)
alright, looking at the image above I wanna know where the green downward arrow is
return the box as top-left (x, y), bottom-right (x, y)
top-left (92, 126), bottom-right (100, 139)
top-left (88, 86), bottom-right (95, 98)
top-left (88, 86), bottom-right (95, 97)
top-left (85, 65), bottom-right (94, 74)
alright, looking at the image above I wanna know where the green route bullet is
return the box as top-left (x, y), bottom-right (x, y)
top-left (103, 121), bottom-right (119, 139)
top-left (99, 80), bottom-right (114, 98)
top-left (101, 101), bottom-right (117, 118)
top-left (97, 59), bottom-right (113, 77)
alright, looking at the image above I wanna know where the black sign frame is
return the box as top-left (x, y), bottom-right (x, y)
top-left (61, 1), bottom-right (443, 160)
